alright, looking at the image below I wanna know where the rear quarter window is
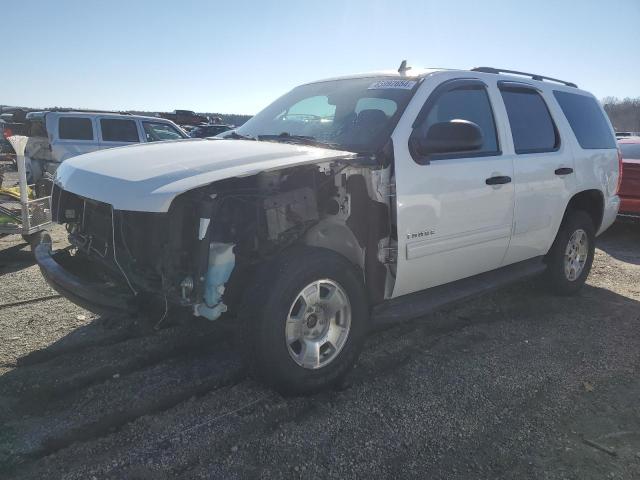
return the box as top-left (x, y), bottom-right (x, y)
top-left (59, 117), bottom-right (94, 140)
top-left (553, 91), bottom-right (616, 149)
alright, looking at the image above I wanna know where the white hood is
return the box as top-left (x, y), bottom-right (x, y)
top-left (55, 138), bottom-right (354, 212)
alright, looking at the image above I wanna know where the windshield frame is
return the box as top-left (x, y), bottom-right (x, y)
top-left (235, 76), bottom-right (423, 154)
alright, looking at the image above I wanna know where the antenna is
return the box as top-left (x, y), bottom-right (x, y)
top-left (398, 60), bottom-right (412, 75)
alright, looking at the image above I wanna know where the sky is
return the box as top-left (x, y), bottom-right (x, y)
top-left (3, 0), bottom-right (639, 115)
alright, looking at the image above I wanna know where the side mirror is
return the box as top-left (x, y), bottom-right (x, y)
top-left (415, 119), bottom-right (484, 156)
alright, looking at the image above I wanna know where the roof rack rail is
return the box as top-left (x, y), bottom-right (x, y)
top-left (470, 67), bottom-right (577, 88)
top-left (43, 108), bottom-right (132, 115)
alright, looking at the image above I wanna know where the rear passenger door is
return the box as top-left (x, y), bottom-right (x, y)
top-left (498, 82), bottom-right (576, 264)
top-left (52, 116), bottom-right (102, 162)
top-left (392, 77), bottom-right (515, 297)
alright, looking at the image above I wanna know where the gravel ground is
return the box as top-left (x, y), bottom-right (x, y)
top-left (0, 221), bottom-right (639, 479)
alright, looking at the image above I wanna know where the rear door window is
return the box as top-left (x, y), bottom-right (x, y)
top-left (100, 118), bottom-right (140, 142)
top-left (500, 85), bottom-right (559, 154)
top-left (58, 117), bottom-right (94, 140)
top-left (553, 91), bottom-right (617, 149)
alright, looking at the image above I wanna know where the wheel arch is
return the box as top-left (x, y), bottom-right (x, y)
top-left (564, 189), bottom-right (604, 232)
top-left (303, 220), bottom-right (365, 277)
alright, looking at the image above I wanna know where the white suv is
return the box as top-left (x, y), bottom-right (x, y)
top-left (36, 65), bottom-right (620, 393)
top-left (21, 111), bottom-right (188, 181)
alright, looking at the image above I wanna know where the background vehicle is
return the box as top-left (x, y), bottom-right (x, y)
top-left (37, 65), bottom-right (620, 394)
top-left (616, 131), bottom-right (640, 138)
top-left (0, 120), bottom-right (17, 159)
top-left (618, 136), bottom-right (640, 217)
top-left (189, 124), bottom-right (233, 138)
top-left (0, 109), bottom-right (29, 160)
top-left (21, 111), bottom-right (188, 181)
top-left (159, 109), bottom-right (209, 126)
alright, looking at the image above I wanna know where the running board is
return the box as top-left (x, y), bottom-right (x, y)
top-left (372, 256), bottom-right (547, 327)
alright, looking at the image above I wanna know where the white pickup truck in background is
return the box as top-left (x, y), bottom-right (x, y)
top-left (35, 65), bottom-right (620, 394)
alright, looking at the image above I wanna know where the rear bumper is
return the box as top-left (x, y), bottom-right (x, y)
top-left (35, 241), bottom-right (135, 315)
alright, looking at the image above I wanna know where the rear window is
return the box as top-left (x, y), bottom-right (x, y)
top-left (59, 117), bottom-right (93, 140)
top-left (620, 143), bottom-right (640, 160)
top-left (553, 91), bottom-right (616, 149)
top-left (500, 87), bottom-right (559, 154)
top-left (100, 118), bottom-right (139, 142)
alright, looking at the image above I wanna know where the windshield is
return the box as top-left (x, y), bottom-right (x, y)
top-left (236, 77), bottom-right (419, 153)
top-left (142, 122), bottom-right (187, 142)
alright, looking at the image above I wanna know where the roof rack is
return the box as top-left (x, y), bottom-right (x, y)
top-left (471, 67), bottom-right (577, 88)
top-left (43, 108), bottom-right (132, 115)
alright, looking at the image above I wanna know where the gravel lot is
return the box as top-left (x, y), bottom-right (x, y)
top-left (0, 221), bottom-right (639, 479)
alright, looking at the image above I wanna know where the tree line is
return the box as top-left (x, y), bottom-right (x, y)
top-left (602, 97), bottom-right (640, 132)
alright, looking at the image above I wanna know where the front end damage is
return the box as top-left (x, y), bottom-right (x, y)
top-left (37, 157), bottom-right (398, 319)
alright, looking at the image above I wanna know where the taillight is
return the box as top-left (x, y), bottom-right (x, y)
top-left (3, 127), bottom-right (13, 139)
top-left (616, 148), bottom-right (623, 195)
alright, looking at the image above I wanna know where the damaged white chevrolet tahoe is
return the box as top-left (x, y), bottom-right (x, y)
top-left (37, 65), bottom-right (621, 393)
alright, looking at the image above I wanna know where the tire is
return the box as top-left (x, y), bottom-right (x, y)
top-left (544, 210), bottom-right (595, 296)
top-left (240, 246), bottom-right (368, 395)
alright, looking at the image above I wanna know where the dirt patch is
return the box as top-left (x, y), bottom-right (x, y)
top-left (1, 222), bottom-right (639, 479)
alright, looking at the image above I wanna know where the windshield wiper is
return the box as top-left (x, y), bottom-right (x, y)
top-left (257, 133), bottom-right (341, 149)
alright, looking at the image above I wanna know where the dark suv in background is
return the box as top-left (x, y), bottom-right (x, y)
top-left (189, 124), bottom-right (233, 138)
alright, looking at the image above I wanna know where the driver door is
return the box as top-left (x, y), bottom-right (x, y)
top-left (391, 77), bottom-right (515, 298)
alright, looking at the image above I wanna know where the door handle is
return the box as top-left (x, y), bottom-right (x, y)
top-left (485, 175), bottom-right (512, 185)
top-left (555, 167), bottom-right (574, 175)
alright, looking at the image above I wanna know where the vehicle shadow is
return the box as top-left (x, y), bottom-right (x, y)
top-left (0, 240), bottom-right (35, 275)
top-left (597, 220), bottom-right (640, 266)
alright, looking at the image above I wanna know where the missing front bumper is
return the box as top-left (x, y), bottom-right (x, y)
top-left (34, 239), bottom-right (136, 315)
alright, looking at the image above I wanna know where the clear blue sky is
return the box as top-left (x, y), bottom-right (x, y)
top-left (3, 0), bottom-right (639, 115)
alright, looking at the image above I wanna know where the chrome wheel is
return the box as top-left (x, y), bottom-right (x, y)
top-left (564, 229), bottom-right (588, 281)
top-left (286, 279), bottom-right (351, 369)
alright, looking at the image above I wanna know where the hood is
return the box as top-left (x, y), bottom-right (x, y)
top-left (55, 138), bottom-right (355, 212)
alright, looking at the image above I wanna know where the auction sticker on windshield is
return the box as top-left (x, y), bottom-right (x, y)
top-left (368, 79), bottom-right (416, 90)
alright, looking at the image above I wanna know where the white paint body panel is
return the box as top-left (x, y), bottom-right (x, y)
top-left (55, 139), bottom-right (353, 212)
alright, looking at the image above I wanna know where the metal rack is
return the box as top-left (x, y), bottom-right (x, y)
top-left (471, 67), bottom-right (578, 88)
top-left (0, 154), bottom-right (52, 240)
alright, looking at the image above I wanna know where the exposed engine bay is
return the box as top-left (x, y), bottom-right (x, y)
top-left (50, 158), bottom-right (398, 319)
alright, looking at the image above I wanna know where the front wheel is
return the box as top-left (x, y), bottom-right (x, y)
top-left (241, 246), bottom-right (368, 395)
top-left (544, 210), bottom-right (595, 295)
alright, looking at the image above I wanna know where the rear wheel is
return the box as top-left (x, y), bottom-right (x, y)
top-left (241, 246), bottom-right (368, 394)
top-left (544, 210), bottom-right (595, 295)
